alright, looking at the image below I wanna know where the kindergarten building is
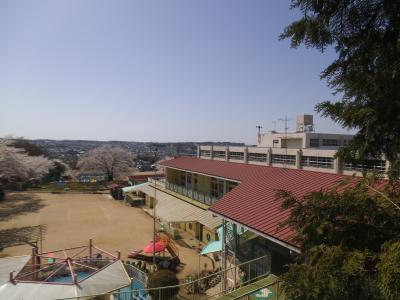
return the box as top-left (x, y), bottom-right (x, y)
top-left (125, 155), bottom-right (351, 275)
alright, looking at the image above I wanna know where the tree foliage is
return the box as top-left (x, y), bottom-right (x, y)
top-left (46, 159), bottom-right (69, 181)
top-left (281, 0), bottom-right (400, 176)
top-left (377, 241), bottom-right (400, 300)
top-left (0, 138), bottom-right (54, 183)
top-left (279, 1), bottom-right (400, 298)
top-left (277, 179), bottom-right (400, 299)
top-left (77, 145), bottom-right (135, 181)
top-left (12, 138), bottom-right (47, 157)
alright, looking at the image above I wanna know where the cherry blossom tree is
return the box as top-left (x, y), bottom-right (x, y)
top-left (0, 138), bottom-right (54, 182)
top-left (77, 145), bottom-right (135, 181)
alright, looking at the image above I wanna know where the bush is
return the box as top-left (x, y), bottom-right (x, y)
top-left (0, 186), bottom-right (4, 201)
top-left (147, 269), bottom-right (179, 300)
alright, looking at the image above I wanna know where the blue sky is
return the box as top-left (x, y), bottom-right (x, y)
top-left (0, 0), bottom-right (352, 144)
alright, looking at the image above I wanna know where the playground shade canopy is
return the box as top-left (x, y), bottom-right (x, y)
top-left (200, 240), bottom-right (222, 255)
top-left (200, 224), bottom-right (248, 255)
top-left (0, 255), bottom-right (31, 284)
top-left (122, 182), bottom-right (148, 193)
top-left (0, 255), bottom-right (131, 300)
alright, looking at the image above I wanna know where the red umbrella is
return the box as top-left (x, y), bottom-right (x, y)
top-left (143, 241), bottom-right (167, 254)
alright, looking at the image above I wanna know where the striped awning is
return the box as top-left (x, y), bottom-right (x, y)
top-left (136, 183), bottom-right (222, 229)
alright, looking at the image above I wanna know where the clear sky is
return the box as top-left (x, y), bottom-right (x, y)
top-left (0, 0), bottom-right (353, 144)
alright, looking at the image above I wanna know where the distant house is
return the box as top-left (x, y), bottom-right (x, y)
top-left (78, 173), bottom-right (107, 183)
top-left (128, 171), bottom-right (164, 185)
top-left (135, 160), bottom-right (155, 172)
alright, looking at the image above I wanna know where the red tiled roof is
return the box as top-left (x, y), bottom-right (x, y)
top-left (107, 183), bottom-right (120, 189)
top-left (160, 157), bottom-right (358, 249)
top-left (128, 174), bottom-right (163, 181)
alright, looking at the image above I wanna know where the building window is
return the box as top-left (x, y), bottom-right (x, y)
top-left (180, 173), bottom-right (186, 186)
top-left (229, 151), bottom-right (244, 160)
top-left (227, 182), bottom-right (238, 192)
top-left (310, 139), bottom-right (319, 148)
top-left (248, 153), bottom-right (267, 162)
top-left (186, 173), bottom-right (192, 189)
top-left (213, 151), bottom-right (226, 158)
top-left (200, 150), bottom-right (211, 157)
top-left (211, 178), bottom-right (224, 198)
top-left (206, 233), bottom-right (211, 241)
top-left (343, 160), bottom-right (386, 172)
top-left (322, 139), bottom-right (339, 146)
top-left (271, 154), bottom-right (296, 165)
top-left (301, 156), bottom-right (333, 169)
top-left (189, 223), bottom-right (193, 230)
top-left (193, 175), bottom-right (198, 191)
top-left (272, 140), bottom-right (279, 147)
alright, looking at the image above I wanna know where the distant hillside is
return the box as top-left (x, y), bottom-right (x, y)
top-left (30, 139), bottom-right (245, 167)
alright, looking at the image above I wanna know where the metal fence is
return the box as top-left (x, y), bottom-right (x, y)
top-left (56, 255), bottom-right (270, 300)
top-left (165, 182), bottom-right (218, 206)
top-left (124, 263), bottom-right (148, 285)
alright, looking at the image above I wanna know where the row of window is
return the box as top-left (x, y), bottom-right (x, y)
top-left (211, 178), bottom-right (225, 198)
top-left (229, 151), bottom-right (244, 160)
top-left (310, 138), bottom-right (351, 148)
top-left (343, 160), bottom-right (386, 172)
top-left (213, 151), bottom-right (226, 158)
top-left (180, 172), bottom-right (198, 191)
top-left (199, 150), bottom-right (245, 160)
top-left (301, 156), bottom-right (334, 169)
top-left (271, 154), bottom-right (296, 165)
top-left (176, 172), bottom-right (239, 200)
top-left (248, 153), bottom-right (268, 162)
top-left (199, 150), bottom-right (386, 172)
top-left (200, 150), bottom-right (211, 157)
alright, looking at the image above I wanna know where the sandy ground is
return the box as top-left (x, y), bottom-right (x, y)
top-left (0, 192), bottom-right (209, 278)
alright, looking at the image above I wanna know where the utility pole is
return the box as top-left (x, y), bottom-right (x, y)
top-left (256, 125), bottom-right (262, 145)
top-left (272, 121), bottom-right (277, 132)
top-left (152, 147), bottom-right (158, 266)
top-left (277, 116), bottom-right (293, 167)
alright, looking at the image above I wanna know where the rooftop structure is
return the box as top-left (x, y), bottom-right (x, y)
top-left (198, 114), bottom-right (389, 176)
top-left (160, 156), bottom-right (358, 252)
top-left (257, 114), bottom-right (353, 149)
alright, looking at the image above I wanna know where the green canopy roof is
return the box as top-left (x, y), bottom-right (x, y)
top-left (121, 182), bottom-right (148, 193)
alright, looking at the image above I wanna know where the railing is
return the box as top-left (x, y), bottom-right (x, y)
top-left (56, 255), bottom-right (271, 300)
top-left (165, 182), bottom-right (218, 206)
top-left (148, 177), bottom-right (166, 188)
top-left (123, 263), bottom-right (148, 285)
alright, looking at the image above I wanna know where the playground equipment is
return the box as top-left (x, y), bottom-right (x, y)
top-left (0, 239), bottom-right (131, 300)
top-left (128, 233), bottom-right (180, 269)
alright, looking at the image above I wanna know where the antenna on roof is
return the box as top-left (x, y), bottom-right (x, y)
top-left (256, 125), bottom-right (262, 145)
top-left (272, 121), bottom-right (277, 132)
top-left (277, 116), bottom-right (294, 168)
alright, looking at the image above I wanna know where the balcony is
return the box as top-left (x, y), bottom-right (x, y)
top-left (148, 177), bottom-right (166, 188)
top-left (165, 181), bottom-right (218, 206)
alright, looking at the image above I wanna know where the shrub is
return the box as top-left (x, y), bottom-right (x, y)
top-left (147, 269), bottom-right (179, 300)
